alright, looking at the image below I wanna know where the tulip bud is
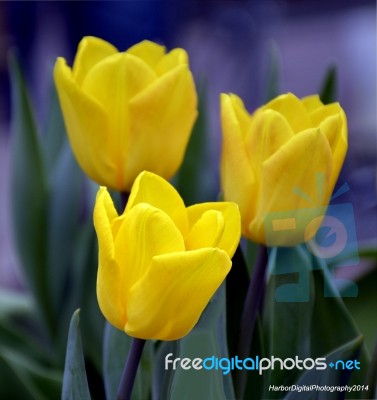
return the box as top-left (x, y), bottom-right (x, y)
top-left (220, 92), bottom-right (347, 246)
top-left (54, 37), bottom-right (198, 191)
top-left (94, 171), bottom-right (241, 340)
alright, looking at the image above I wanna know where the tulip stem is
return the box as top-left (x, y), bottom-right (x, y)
top-left (235, 244), bottom-right (268, 399)
top-left (117, 338), bottom-right (146, 400)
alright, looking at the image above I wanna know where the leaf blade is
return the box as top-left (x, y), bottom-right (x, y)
top-left (62, 309), bottom-right (91, 400)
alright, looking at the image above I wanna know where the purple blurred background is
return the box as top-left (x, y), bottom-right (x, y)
top-left (0, 0), bottom-right (376, 288)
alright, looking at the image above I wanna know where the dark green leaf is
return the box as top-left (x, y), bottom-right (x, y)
top-left (41, 78), bottom-right (67, 171)
top-left (166, 284), bottom-right (232, 400)
top-left (46, 142), bottom-right (83, 320)
top-left (226, 244), bottom-right (249, 360)
top-left (62, 309), bottom-right (91, 400)
top-left (319, 66), bottom-right (337, 104)
top-left (263, 246), bottom-right (315, 398)
top-left (342, 268), bottom-right (377, 354)
top-left (8, 52), bottom-right (53, 335)
top-left (265, 40), bottom-right (281, 102)
top-left (367, 337), bottom-right (377, 399)
top-left (284, 336), bottom-right (363, 400)
top-left (0, 288), bottom-right (32, 320)
top-left (0, 345), bottom-right (62, 400)
top-left (152, 341), bottom-right (178, 400)
top-left (77, 221), bottom-right (105, 373)
top-left (0, 289), bottom-right (52, 365)
top-left (310, 254), bottom-right (361, 358)
top-left (174, 83), bottom-right (217, 205)
top-left (310, 254), bottom-right (369, 397)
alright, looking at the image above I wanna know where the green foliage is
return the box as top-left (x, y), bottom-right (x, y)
top-left (263, 247), bottom-right (315, 396)
top-left (265, 40), bottom-right (281, 102)
top-left (260, 246), bottom-right (371, 399)
top-left (319, 65), bottom-right (337, 104)
top-left (6, 54), bottom-right (102, 398)
top-left (9, 52), bottom-right (52, 334)
top-left (0, 346), bottom-right (62, 400)
top-left (103, 323), bottom-right (153, 400)
top-left (173, 82), bottom-right (217, 206)
top-left (162, 284), bottom-right (234, 400)
top-left (4, 52), bottom-right (376, 400)
top-left (284, 336), bottom-right (363, 400)
top-left (62, 310), bottom-right (91, 400)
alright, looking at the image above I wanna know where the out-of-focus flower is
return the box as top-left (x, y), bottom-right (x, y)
top-left (54, 36), bottom-right (197, 191)
top-left (220, 92), bottom-right (347, 246)
top-left (94, 171), bottom-right (240, 340)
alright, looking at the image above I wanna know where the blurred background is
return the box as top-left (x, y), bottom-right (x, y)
top-left (0, 0), bottom-right (376, 292)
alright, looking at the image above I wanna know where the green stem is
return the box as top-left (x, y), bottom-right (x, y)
top-left (235, 244), bottom-right (268, 398)
top-left (116, 338), bottom-right (146, 400)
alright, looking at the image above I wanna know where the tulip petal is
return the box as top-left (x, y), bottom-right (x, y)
top-left (245, 109), bottom-right (294, 176)
top-left (220, 94), bottom-right (256, 232)
top-left (156, 48), bottom-right (188, 75)
top-left (250, 128), bottom-right (333, 245)
top-left (93, 188), bottom-right (118, 268)
top-left (94, 188), bottom-right (125, 329)
top-left (302, 94), bottom-right (323, 112)
top-left (186, 202), bottom-right (241, 257)
top-left (228, 93), bottom-right (252, 135)
top-left (54, 58), bottom-right (117, 187)
top-left (311, 103), bottom-right (347, 189)
top-left (115, 202), bottom-right (185, 308)
top-left (81, 53), bottom-right (157, 189)
top-left (263, 92), bottom-right (312, 133)
top-left (126, 65), bottom-right (197, 189)
top-left (127, 40), bottom-right (166, 70)
top-left (72, 36), bottom-right (118, 86)
top-left (82, 52), bottom-right (156, 122)
top-left (126, 171), bottom-right (189, 236)
top-left (310, 103), bottom-right (347, 151)
top-left (185, 210), bottom-right (225, 250)
top-left (125, 248), bottom-right (231, 340)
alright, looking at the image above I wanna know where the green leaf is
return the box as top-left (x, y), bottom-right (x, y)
top-left (310, 254), bottom-right (361, 358)
top-left (46, 142), bottom-right (83, 320)
top-left (358, 245), bottom-right (377, 261)
top-left (174, 83), bottom-right (216, 205)
top-left (342, 268), bottom-right (377, 355)
top-left (152, 340), bottom-right (178, 399)
top-left (0, 321), bottom-right (51, 367)
top-left (226, 245), bottom-right (249, 360)
top-left (263, 246), bottom-right (369, 398)
top-left (319, 65), bottom-right (337, 104)
top-left (0, 288), bottom-right (33, 320)
top-left (263, 246), bottom-right (315, 397)
top-left (62, 309), bottom-right (91, 400)
top-left (284, 336), bottom-right (364, 400)
top-left (310, 255), bottom-right (369, 397)
top-left (0, 289), bottom-right (52, 364)
top-left (166, 284), bottom-right (233, 400)
top-left (8, 52), bottom-right (53, 335)
top-left (265, 40), bottom-right (281, 102)
top-left (41, 78), bottom-right (67, 171)
top-left (77, 221), bottom-right (105, 373)
top-left (0, 346), bottom-right (62, 400)
top-left (103, 323), bottom-right (153, 400)
top-left (367, 338), bottom-right (377, 399)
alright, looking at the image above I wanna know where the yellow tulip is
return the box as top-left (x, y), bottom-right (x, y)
top-left (54, 37), bottom-right (198, 191)
top-left (93, 171), bottom-right (241, 340)
top-left (220, 92), bottom-right (347, 246)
